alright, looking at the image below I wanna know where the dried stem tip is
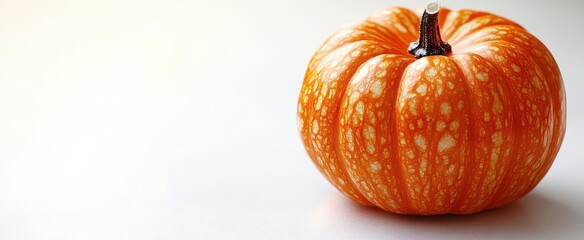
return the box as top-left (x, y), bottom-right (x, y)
top-left (408, 1), bottom-right (451, 59)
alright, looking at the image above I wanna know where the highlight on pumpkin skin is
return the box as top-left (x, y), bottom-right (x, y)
top-left (297, 3), bottom-right (566, 215)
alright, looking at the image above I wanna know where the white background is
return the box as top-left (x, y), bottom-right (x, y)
top-left (0, 0), bottom-right (583, 239)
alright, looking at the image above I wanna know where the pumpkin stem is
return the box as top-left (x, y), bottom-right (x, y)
top-left (408, 1), bottom-right (451, 59)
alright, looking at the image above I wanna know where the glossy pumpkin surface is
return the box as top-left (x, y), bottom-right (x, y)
top-left (297, 6), bottom-right (566, 215)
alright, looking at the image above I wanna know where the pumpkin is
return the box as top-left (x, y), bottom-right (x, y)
top-left (297, 2), bottom-right (566, 215)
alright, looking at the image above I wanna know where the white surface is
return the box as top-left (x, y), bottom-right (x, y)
top-left (0, 0), bottom-right (583, 239)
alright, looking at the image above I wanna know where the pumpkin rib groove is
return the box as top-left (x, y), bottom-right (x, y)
top-left (423, 63), bottom-right (443, 213)
top-left (312, 20), bottom-right (415, 66)
top-left (470, 55), bottom-right (520, 209)
top-left (366, 7), bottom-right (422, 47)
top-left (318, 22), bottom-right (409, 59)
top-left (449, 23), bottom-right (525, 50)
top-left (335, 54), bottom-right (416, 213)
top-left (312, 32), bottom-right (404, 69)
top-left (454, 25), bottom-right (533, 48)
top-left (355, 25), bottom-right (408, 53)
top-left (449, 25), bottom-right (531, 54)
top-left (362, 20), bottom-right (413, 53)
top-left (336, 56), bottom-right (382, 207)
top-left (447, 16), bottom-right (523, 46)
top-left (316, 39), bottom-right (406, 71)
top-left (394, 61), bottom-right (434, 213)
top-left (300, 41), bottom-right (395, 206)
top-left (519, 58), bottom-right (555, 198)
top-left (443, 11), bottom-right (488, 42)
top-left (328, 51), bottom-right (398, 205)
top-left (440, 10), bottom-right (489, 41)
top-left (461, 22), bottom-right (567, 150)
top-left (464, 53), bottom-right (515, 211)
top-left (488, 35), bottom-right (565, 194)
top-left (392, 63), bottom-right (415, 213)
top-left (334, 53), bottom-right (413, 208)
top-left (393, 58), bottom-right (471, 214)
top-left (447, 53), bottom-right (514, 213)
top-left (379, 54), bottom-right (416, 213)
top-left (513, 30), bottom-right (565, 189)
top-left (389, 57), bottom-right (416, 213)
top-left (484, 40), bottom-right (554, 207)
top-left (496, 40), bottom-right (557, 199)
top-left (337, 54), bottom-right (414, 212)
top-left (421, 60), bottom-right (440, 213)
top-left (448, 56), bottom-right (478, 213)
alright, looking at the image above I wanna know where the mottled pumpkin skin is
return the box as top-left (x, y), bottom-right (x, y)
top-left (297, 7), bottom-right (566, 215)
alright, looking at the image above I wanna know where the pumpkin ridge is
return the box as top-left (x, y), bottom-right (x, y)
top-left (334, 53), bottom-right (413, 209)
top-left (300, 41), bottom-right (394, 205)
top-left (486, 41), bottom-right (555, 204)
top-left (362, 20), bottom-right (413, 53)
top-left (390, 57), bottom-right (417, 213)
top-left (440, 10), bottom-right (489, 41)
top-left (470, 54), bottom-right (520, 209)
top-left (447, 56), bottom-right (478, 213)
top-left (312, 21), bottom-right (416, 66)
top-left (393, 61), bottom-right (431, 213)
top-left (447, 14), bottom-right (523, 46)
top-left (382, 54), bottom-right (416, 213)
top-left (312, 29), bottom-right (393, 67)
top-left (486, 37), bottom-right (565, 195)
top-left (449, 25), bottom-right (526, 53)
top-left (494, 40), bottom-right (557, 198)
top-left (452, 25), bottom-right (529, 48)
top-left (314, 40), bottom-right (406, 74)
top-left (392, 57), bottom-right (471, 214)
top-left (521, 31), bottom-right (565, 190)
top-left (356, 23), bottom-right (410, 51)
top-left (366, 7), bottom-right (421, 47)
top-left (328, 49), bottom-right (398, 203)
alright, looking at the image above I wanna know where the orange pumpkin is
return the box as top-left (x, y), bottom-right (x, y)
top-left (297, 2), bottom-right (566, 215)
